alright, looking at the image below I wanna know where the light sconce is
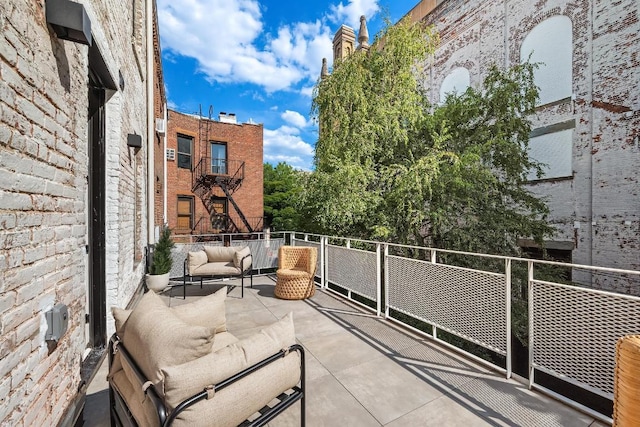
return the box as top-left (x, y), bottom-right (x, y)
top-left (46, 0), bottom-right (92, 46)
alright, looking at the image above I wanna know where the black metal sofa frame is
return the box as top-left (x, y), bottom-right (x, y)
top-left (181, 253), bottom-right (253, 299)
top-left (108, 334), bottom-right (306, 427)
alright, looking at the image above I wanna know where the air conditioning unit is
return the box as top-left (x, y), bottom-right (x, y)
top-left (166, 148), bottom-right (175, 160)
top-left (155, 118), bottom-right (166, 134)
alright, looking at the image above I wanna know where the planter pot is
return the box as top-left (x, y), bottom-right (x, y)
top-left (145, 273), bottom-right (170, 293)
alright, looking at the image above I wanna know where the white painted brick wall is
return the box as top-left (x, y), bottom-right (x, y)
top-left (0, 0), bottom-right (151, 424)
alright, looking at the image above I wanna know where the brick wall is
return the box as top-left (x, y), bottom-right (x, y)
top-left (165, 110), bottom-right (264, 236)
top-left (0, 0), bottom-right (151, 424)
top-left (419, 0), bottom-right (639, 292)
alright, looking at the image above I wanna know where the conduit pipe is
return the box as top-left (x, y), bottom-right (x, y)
top-left (146, 0), bottom-right (155, 244)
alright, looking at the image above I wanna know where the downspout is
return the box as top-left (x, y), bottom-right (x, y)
top-left (146, 0), bottom-right (155, 244)
top-left (163, 102), bottom-right (168, 223)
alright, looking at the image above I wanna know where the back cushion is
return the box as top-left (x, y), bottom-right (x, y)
top-left (204, 246), bottom-right (237, 262)
top-left (122, 292), bottom-right (214, 389)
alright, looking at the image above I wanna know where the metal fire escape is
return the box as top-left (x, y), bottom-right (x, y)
top-left (191, 106), bottom-right (255, 234)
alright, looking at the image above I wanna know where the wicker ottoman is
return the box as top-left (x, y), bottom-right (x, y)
top-left (614, 335), bottom-right (640, 426)
top-left (274, 246), bottom-right (317, 300)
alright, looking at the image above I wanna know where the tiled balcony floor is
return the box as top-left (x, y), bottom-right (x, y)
top-left (84, 276), bottom-right (607, 426)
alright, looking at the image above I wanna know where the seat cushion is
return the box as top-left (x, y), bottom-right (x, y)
top-left (204, 246), bottom-right (237, 262)
top-left (161, 312), bottom-right (297, 409)
top-left (121, 292), bottom-right (214, 389)
top-left (192, 262), bottom-right (240, 276)
top-left (187, 250), bottom-right (208, 274)
top-left (172, 286), bottom-right (227, 333)
top-left (211, 331), bottom-right (239, 352)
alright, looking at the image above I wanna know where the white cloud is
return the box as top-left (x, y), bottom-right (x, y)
top-left (281, 110), bottom-right (309, 128)
top-left (263, 126), bottom-right (314, 170)
top-left (329, 0), bottom-right (380, 29)
top-left (158, 0), bottom-right (334, 93)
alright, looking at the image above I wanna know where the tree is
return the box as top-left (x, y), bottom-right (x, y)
top-left (263, 162), bottom-right (305, 231)
top-left (308, 17), bottom-right (552, 255)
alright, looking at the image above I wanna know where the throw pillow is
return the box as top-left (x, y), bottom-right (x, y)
top-left (233, 246), bottom-right (252, 271)
top-left (173, 286), bottom-right (227, 333)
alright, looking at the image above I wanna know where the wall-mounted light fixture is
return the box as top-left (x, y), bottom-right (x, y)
top-left (127, 133), bottom-right (142, 149)
top-left (46, 0), bottom-right (92, 46)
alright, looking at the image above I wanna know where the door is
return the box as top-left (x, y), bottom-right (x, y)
top-left (211, 142), bottom-right (227, 174)
top-left (87, 73), bottom-right (107, 349)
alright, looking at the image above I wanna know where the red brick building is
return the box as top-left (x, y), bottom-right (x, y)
top-left (162, 110), bottom-right (264, 238)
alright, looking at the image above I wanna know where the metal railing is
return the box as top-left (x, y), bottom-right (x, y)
top-left (289, 231), bottom-right (640, 424)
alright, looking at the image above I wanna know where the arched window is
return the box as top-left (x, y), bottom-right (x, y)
top-left (439, 67), bottom-right (470, 103)
top-left (520, 16), bottom-right (573, 106)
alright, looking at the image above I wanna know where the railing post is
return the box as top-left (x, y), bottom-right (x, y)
top-left (528, 260), bottom-right (534, 390)
top-left (346, 239), bottom-right (350, 249)
top-left (384, 244), bottom-right (389, 319)
top-left (323, 236), bottom-right (329, 289)
top-left (505, 258), bottom-right (512, 380)
top-left (376, 243), bottom-right (381, 317)
top-left (320, 236), bottom-right (326, 289)
top-left (430, 249), bottom-right (437, 264)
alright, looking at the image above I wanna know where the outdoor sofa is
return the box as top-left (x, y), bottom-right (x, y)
top-left (183, 246), bottom-right (253, 298)
top-left (108, 288), bottom-right (305, 427)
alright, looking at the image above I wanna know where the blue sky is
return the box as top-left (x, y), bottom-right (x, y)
top-left (157, 0), bottom-right (420, 170)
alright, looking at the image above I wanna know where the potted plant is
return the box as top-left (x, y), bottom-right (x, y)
top-left (146, 225), bottom-right (175, 292)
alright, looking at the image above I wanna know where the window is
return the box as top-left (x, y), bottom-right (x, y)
top-left (210, 142), bottom-right (227, 174)
top-left (177, 196), bottom-right (193, 230)
top-left (520, 16), bottom-right (573, 106)
top-left (527, 122), bottom-right (574, 181)
top-left (439, 67), bottom-right (470, 103)
top-left (210, 197), bottom-right (228, 231)
top-left (177, 134), bottom-right (192, 170)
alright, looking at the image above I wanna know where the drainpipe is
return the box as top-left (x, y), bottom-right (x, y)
top-left (163, 102), bottom-right (168, 223)
top-left (146, 0), bottom-right (155, 244)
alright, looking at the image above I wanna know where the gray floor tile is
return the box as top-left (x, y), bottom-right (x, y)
top-left (334, 353), bottom-right (445, 425)
top-left (268, 374), bottom-right (382, 427)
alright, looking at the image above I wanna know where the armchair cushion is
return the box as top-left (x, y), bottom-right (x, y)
top-left (120, 292), bottom-right (214, 388)
top-left (161, 313), bottom-right (299, 427)
top-left (172, 286), bottom-right (227, 333)
top-left (234, 246), bottom-right (251, 271)
top-left (188, 250), bottom-right (208, 273)
top-left (204, 246), bottom-right (238, 262)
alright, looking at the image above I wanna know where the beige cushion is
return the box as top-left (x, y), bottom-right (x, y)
top-left (112, 307), bottom-right (131, 336)
top-left (187, 250), bottom-right (208, 274)
top-left (192, 262), bottom-right (240, 276)
top-left (121, 292), bottom-right (214, 389)
top-left (234, 246), bottom-right (252, 272)
top-left (204, 246), bottom-right (237, 262)
top-left (110, 367), bottom-right (161, 426)
top-left (162, 313), bottom-right (297, 409)
top-left (211, 331), bottom-right (239, 352)
top-left (172, 287), bottom-right (227, 333)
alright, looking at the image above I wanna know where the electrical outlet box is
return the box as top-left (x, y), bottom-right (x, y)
top-left (45, 304), bottom-right (69, 342)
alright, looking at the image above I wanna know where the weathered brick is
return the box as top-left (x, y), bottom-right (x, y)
top-left (16, 278), bottom-right (44, 304)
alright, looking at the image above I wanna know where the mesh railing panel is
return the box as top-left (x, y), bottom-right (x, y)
top-left (387, 255), bottom-right (508, 354)
top-left (291, 239), bottom-right (321, 278)
top-left (327, 245), bottom-right (378, 302)
top-left (531, 281), bottom-right (640, 398)
top-left (230, 238), bottom-right (283, 270)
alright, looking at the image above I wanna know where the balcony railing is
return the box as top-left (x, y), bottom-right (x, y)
top-left (168, 231), bottom-right (640, 424)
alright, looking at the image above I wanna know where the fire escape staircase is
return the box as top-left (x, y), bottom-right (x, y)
top-left (192, 157), bottom-right (255, 234)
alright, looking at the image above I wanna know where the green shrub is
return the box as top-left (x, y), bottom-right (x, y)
top-left (150, 226), bottom-right (175, 275)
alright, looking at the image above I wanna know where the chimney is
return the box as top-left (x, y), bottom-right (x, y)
top-left (218, 112), bottom-right (237, 124)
